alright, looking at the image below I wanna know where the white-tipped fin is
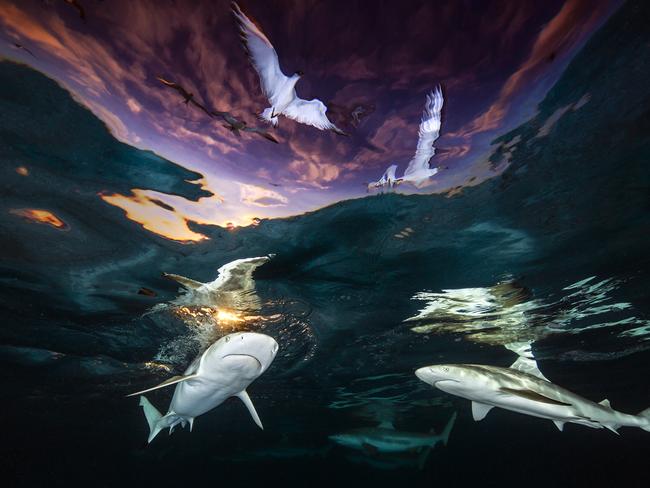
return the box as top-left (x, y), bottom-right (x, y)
top-left (139, 396), bottom-right (164, 443)
top-left (509, 356), bottom-right (549, 382)
top-left (127, 374), bottom-right (198, 397)
top-left (599, 399), bottom-right (611, 408)
top-left (553, 420), bottom-right (565, 432)
top-left (472, 402), bottom-right (494, 421)
top-left (604, 424), bottom-right (620, 435)
top-left (188, 417), bottom-right (195, 432)
top-left (236, 390), bottom-right (263, 430)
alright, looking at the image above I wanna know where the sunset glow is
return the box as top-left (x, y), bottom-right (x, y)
top-left (10, 208), bottom-right (68, 229)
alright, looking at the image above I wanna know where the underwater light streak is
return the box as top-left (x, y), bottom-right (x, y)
top-left (10, 208), bottom-right (67, 229)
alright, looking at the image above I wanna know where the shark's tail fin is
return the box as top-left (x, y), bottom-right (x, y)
top-left (638, 407), bottom-right (650, 432)
top-left (417, 446), bottom-right (432, 471)
top-left (139, 396), bottom-right (165, 443)
top-left (418, 412), bottom-right (457, 470)
top-left (259, 107), bottom-right (279, 127)
top-left (441, 411), bottom-right (457, 446)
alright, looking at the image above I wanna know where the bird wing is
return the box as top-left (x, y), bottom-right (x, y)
top-left (243, 127), bottom-right (280, 144)
top-left (384, 164), bottom-right (398, 181)
top-left (209, 256), bottom-right (272, 312)
top-left (189, 99), bottom-right (214, 117)
top-left (212, 256), bottom-right (271, 292)
top-left (282, 97), bottom-right (342, 132)
top-left (233, 2), bottom-right (288, 101)
top-left (404, 86), bottom-right (443, 177)
top-left (157, 76), bottom-right (189, 98)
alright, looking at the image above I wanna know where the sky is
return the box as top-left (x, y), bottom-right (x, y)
top-left (0, 0), bottom-right (620, 240)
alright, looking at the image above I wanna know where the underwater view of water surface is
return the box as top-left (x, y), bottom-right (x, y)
top-left (1, 0), bottom-right (649, 486)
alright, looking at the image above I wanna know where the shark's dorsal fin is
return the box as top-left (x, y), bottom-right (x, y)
top-left (472, 401), bottom-right (494, 421)
top-left (599, 399), bottom-right (611, 408)
top-left (126, 374), bottom-right (199, 397)
top-left (378, 421), bottom-right (395, 429)
top-left (509, 356), bottom-right (549, 382)
top-left (236, 390), bottom-right (263, 430)
top-left (162, 273), bottom-right (204, 290)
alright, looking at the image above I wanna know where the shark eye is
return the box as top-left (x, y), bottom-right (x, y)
top-left (224, 336), bottom-right (230, 343)
top-left (443, 367), bottom-right (450, 372)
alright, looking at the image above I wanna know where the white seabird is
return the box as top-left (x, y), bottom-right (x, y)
top-left (370, 86), bottom-right (444, 191)
top-left (367, 164), bottom-right (398, 192)
top-left (232, 2), bottom-right (346, 135)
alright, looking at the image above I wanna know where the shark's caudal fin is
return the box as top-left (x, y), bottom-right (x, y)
top-left (162, 273), bottom-right (203, 290)
top-left (259, 107), bottom-right (279, 127)
top-left (139, 396), bottom-right (164, 443)
top-left (440, 411), bottom-right (457, 446)
top-left (418, 412), bottom-right (457, 470)
top-left (638, 407), bottom-right (650, 432)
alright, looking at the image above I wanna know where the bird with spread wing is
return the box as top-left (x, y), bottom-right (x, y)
top-left (213, 111), bottom-right (279, 144)
top-left (232, 2), bottom-right (346, 136)
top-left (156, 76), bottom-right (215, 118)
top-left (369, 86), bottom-right (445, 190)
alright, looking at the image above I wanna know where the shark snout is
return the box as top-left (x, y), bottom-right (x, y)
top-left (416, 365), bottom-right (457, 386)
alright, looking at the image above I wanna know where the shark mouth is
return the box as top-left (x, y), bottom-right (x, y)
top-left (223, 353), bottom-right (263, 369)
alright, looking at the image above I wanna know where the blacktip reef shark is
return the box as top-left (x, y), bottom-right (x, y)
top-left (329, 412), bottom-right (456, 469)
top-left (128, 332), bottom-right (278, 443)
top-left (415, 356), bottom-right (650, 434)
top-left (162, 255), bottom-right (273, 312)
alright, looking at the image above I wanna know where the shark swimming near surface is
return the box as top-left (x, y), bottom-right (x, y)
top-left (128, 331), bottom-right (278, 443)
top-left (329, 412), bottom-right (456, 469)
top-left (415, 357), bottom-right (650, 434)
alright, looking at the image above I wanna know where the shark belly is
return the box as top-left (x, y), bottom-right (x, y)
top-left (169, 362), bottom-right (257, 418)
top-left (169, 378), bottom-right (232, 418)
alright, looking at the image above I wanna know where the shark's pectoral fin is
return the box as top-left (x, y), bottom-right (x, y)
top-left (604, 424), bottom-right (620, 435)
top-left (236, 390), bottom-right (263, 430)
top-left (498, 387), bottom-right (572, 406)
top-left (126, 374), bottom-right (199, 397)
top-left (553, 420), bottom-right (565, 432)
top-left (378, 421), bottom-right (395, 429)
top-left (472, 401), bottom-right (494, 421)
top-left (162, 273), bottom-right (204, 290)
top-left (599, 399), bottom-right (611, 408)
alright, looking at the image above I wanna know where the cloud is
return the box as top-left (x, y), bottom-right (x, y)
top-left (450, 0), bottom-right (614, 139)
top-left (126, 98), bottom-right (142, 113)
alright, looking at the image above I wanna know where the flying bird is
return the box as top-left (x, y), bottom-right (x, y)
top-left (329, 102), bottom-right (375, 129)
top-left (369, 86), bottom-right (444, 191)
top-left (367, 164), bottom-right (398, 192)
top-left (232, 2), bottom-right (346, 136)
top-left (156, 76), bottom-right (214, 118)
top-left (12, 42), bottom-right (36, 58)
top-left (63, 0), bottom-right (86, 21)
top-left (213, 111), bottom-right (279, 144)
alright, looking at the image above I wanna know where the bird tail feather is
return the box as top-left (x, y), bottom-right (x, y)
top-left (259, 108), bottom-right (279, 127)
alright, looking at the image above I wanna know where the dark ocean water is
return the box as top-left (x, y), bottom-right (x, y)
top-left (2, 2), bottom-right (650, 487)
